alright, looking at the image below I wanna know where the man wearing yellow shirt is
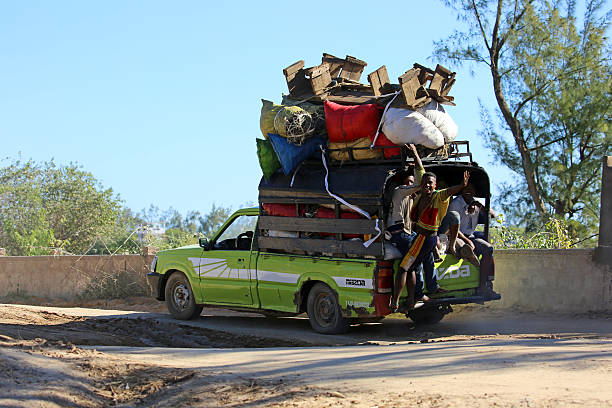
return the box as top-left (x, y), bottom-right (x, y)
top-left (390, 168), bottom-right (470, 311)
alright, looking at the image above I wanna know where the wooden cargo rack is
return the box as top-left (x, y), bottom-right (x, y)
top-left (323, 140), bottom-right (474, 166)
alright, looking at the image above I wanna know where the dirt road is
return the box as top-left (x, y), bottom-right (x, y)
top-left (0, 302), bottom-right (610, 407)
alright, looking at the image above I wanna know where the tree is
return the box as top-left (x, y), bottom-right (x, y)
top-left (434, 0), bottom-right (611, 234)
top-left (135, 204), bottom-right (233, 250)
top-left (198, 203), bottom-right (233, 238)
top-left (0, 159), bottom-right (55, 255)
top-left (0, 158), bottom-right (124, 255)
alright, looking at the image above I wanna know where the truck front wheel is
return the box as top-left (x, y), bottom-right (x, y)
top-left (165, 272), bottom-right (203, 320)
top-left (306, 283), bottom-right (349, 334)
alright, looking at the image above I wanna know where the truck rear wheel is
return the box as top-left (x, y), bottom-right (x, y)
top-left (165, 272), bottom-right (203, 320)
top-left (407, 308), bottom-right (445, 325)
top-left (307, 283), bottom-right (349, 334)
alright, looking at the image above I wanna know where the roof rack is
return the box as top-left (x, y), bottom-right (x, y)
top-left (321, 140), bottom-right (473, 166)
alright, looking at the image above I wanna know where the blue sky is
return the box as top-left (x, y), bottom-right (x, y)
top-left (1, 1), bottom-right (511, 216)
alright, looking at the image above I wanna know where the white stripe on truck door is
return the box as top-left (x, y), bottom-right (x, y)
top-left (188, 257), bottom-right (372, 288)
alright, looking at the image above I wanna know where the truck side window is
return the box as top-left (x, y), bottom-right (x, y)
top-left (214, 215), bottom-right (257, 250)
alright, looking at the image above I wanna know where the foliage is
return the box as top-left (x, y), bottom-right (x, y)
top-left (198, 203), bottom-right (235, 238)
top-left (142, 227), bottom-right (199, 251)
top-left (80, 270), bottom-right (149, 300)
top-left (87, 208), bottom-right (143, 255)
top-left (0, 156), bottom-right (243, 255)
top-left (490, 213), bottom-right (580, 248)
top-left (434, 0), bottom-right (611, 237)
top-left (0, 158), bottom-right (123, 255)
top-left (137, 203), bottom-right (234, 251)
top-left (0, 159), bottom-right (53, 255)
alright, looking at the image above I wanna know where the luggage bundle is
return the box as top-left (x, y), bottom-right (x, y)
top-left (256, 53), bottom-right (459, 180)
top-left (255, 53), bottom-right (461, 258)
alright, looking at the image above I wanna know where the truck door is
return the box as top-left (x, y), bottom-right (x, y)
top-left (197, 214), bottom-right (257, 305)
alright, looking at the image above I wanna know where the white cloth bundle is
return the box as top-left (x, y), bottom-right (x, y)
top-left (417, 101), bottom-right (458, 143)
top-left (381, 108), bottom-right (445, 149)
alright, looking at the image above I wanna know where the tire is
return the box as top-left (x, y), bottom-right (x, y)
top-left (306, 283), bottom-right (350, 334)
top-left (407, 308), bottom-right (445, 325)
top-left (165, 272), bottom-right (203, 320)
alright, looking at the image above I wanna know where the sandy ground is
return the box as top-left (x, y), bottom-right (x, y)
top-left (0, 301), bottom-right (610, 407)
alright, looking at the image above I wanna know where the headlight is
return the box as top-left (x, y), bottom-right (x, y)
top-left (150, 255), bottom-right (158, 272)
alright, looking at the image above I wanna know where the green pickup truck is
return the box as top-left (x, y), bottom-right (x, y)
top-left (147, 145), bottom-right (500, 334)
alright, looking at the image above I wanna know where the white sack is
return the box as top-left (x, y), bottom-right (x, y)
top-left (417, 101), bottom-right (458, 143)
top-left (381, 108), bottom-right (444, 149)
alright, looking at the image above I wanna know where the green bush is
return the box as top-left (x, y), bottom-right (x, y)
top-left (490, 214), bottom-right (575, 249)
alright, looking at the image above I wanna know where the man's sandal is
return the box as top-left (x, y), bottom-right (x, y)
top-left (432, 287), bottom-right (449, 294)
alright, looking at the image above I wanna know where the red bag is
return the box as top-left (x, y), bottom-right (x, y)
top-left (262, 203), bottom-right (304, 217)
top-left (324, 101), bottom-right (382, 143)
top-left (315, 207), bottom-right (364, 238)
top-left (372, 132), bottom-right (401, 158)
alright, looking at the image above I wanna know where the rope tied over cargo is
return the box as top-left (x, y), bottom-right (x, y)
top-left (319, 145), bottom-right (381, 248)
top-left (370, 90), bottom-right (402, 148)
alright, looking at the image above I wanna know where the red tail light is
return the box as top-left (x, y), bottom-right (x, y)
top-left (375, 260), bottom-right (393, 293)
top-left (374, 261), bottom-right (393, 316)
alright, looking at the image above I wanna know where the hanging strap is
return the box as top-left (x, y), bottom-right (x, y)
top-left (370, 90), bottom-right (402, 148)
top-left (320, 146), bottom-right (381, 248)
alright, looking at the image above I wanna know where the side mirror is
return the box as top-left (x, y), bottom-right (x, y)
top-left (199, 237), bottom-right (210, 250)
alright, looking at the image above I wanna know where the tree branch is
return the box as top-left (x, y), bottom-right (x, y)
top-left (498, 1), bottom-right (533, 50)
top-left (491, 0), bottom-right (503, 52)
top-left (471, 0), bottom-right (492, 52)
top-left (527, 135), bottom-right (567, 151)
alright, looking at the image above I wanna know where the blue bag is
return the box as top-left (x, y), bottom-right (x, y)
top-left (267, 134), bottom-right (326, 175)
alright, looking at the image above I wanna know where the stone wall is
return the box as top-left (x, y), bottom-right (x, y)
top-left (491, 248), bottom-right (611, 313)
top-left (0, 250), bottom-right (610, 313)
top-left (0, 254), bottom-right (154, 300)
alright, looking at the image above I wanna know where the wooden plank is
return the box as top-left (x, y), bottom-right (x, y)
top-left (259, 196), bottom-right (383, 208)
top-left (283, 60), bottom-right (304, 77)
top-left (435, 64), bottom-right (452, 77)
top-left (368, 66), bottom-right (390, 97)
top-left (258, 237), bottom-right (383, 257)
top-left (321, 53), bottom-right (344, 78)
top-left (283, 60), bottom-right (310, 97)
top-left (393, 73), bottom-right (431, 109)
top-left (258, 216), bottom-right (382, 234)
top-left (429, 72), bottom-right (446, 93)
top-left (339, 55), bottom-right (367, 82)
top-left (315, 91), bottom-right (377, 105)
top-left (418, 69), bottom-right (432, 85)
top-left (441, 76), bottom-right (455, 97)
top-left (426, 88), bottom-right (441, 99)
top-left (338, 81), bottom-right (372, 92)
top-left (413, 62), bottom-right (434, 74)
top-left (398, 68), bottom-right (423, 106)
top-left (308, 64), bottom-right (332, 95)
top-left (430, 65), bottom-right (454, 95)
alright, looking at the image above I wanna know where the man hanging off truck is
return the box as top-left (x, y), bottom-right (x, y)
top-left (390, 160), bottom-right (471, 312)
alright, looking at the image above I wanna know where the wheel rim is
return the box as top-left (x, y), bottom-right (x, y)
top-left (172, 283), bottom-right (190, 310)
top-left (313, 292), bottom-right (337, 327)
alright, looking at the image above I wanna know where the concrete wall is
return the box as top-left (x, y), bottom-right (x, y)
top-left (0, 250), bottom-right (610, 313)
top-left (0, 254), bottom-right (154, 300)
top-left (493, 249), bottom-right (611, 313)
